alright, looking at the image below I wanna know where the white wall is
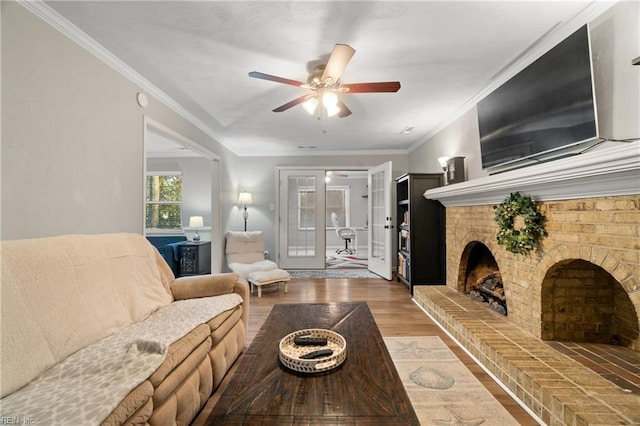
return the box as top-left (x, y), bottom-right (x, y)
top-left (408, 1), bottom-right (639, 178)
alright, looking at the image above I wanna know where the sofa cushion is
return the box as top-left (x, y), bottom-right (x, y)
top-left (101, 381), bottom-right (154, 426)
top-left (208, 305), bottom-right (244, 346)
top-left (0, 292), bottom-right (243, 425)
top-left (148, 324), bottom-right (211, 387)
top-left (0, 233), bottom-right (173, 397)
top-left (225, 230), bottom-right (267, 264)
top-left (248, 268), bottom-right (291, 285)
top-left (170, 272), bottom-right (239, 300)
top-left (228, 259), bottom-right (278, 280)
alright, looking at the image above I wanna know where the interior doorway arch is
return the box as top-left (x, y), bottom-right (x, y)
top-left (143, 117), bottom-right (223, 272)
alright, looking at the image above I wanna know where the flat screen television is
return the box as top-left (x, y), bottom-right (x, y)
top-left (477, 24), bottom-right (600, 174)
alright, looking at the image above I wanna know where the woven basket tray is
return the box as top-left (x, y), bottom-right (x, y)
top-left (279, 329), bottom-right (347, 374)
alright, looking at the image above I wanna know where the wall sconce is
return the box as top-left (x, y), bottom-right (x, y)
top-left (437, 156), bottom-right (465, 185)
top-left (446, 157), bottom-right (466, 185)
top-left (437, 157), bottom-right (449, 172)
top-left (237, 192), bottom-right (253, 231)
top-left (437, 156), bottom-right (449, 184)
top-left (189, 216), bottom-right (204, 242)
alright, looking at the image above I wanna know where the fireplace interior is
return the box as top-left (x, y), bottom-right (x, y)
top-left (463, 242), bottom-right (506, 315)
top-left (541, 259), bottom-right (639, 348)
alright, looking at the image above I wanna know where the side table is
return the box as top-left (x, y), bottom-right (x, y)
top-left (178, 241), bottom-right (211, 276)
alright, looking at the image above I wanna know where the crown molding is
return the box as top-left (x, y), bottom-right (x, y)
top-left (254, 148), bottom-right (408, 158)
top-left (17, 0), bottom-right (236, 154)
top-left (424, 141), bottom-right (640, 206)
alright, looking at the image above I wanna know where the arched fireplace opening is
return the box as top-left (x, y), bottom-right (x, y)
top-left (541, 259), bottom-right (639, 350)
top-left (462, 242), bottom-right (506, 315)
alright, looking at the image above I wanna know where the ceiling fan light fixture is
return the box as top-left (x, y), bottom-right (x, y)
top-left (322, 91), bottom-right (338, 107)
top-left (303, 97), bottom-right (318, 115)
top-left (249, 43), bottom-right (400, 119)
top-left (325, 103), bottom-right (341, 117)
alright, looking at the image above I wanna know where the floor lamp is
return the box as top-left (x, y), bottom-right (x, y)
top-left (238, 192), bottom-right (253, 231)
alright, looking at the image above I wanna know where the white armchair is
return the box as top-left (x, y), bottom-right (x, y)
top-left (225, 231), bottom-right (277, 283)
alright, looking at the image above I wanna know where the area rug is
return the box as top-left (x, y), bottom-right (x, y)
top-left (325, 253), bottom-right (368, 269)
top-left (287, 269), bottom-right (380, 279)
top-left (384, 336), bottom-right (519, 425)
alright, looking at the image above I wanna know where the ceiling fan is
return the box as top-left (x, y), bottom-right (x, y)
top-left (325, 171), bottom-right (348, 182)
top-left (249, 44), bottom-right (401, 118)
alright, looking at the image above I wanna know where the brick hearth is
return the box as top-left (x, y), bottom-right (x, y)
top-left (414, 287), bottom-right (639, 425)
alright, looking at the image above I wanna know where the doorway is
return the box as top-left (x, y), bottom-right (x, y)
top-left (143, 118), bottom-right (222, 271)
top-left (324, 170), bottom-right (368, 269)
top-left (277, 162), bottom-right (392, 279)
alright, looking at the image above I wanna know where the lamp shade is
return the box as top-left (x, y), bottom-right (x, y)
top-left (189, 216), bottom-right (204, 228)
top-left (302, 97), bottom-right (318, 115)
top-left (238, 192), bottom-right (253, 205)
top-left (437, 157), bottom-right (449, 169)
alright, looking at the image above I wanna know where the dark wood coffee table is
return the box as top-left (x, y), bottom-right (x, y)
top-left (207, 302), bottom-right (419, 425)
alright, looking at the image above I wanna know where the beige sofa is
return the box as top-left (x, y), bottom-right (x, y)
top-left (0, 233), bottom-right (248, 425)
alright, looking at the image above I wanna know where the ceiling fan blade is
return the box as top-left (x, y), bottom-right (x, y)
top-left (248, 71), bottom-right (305, 87)
top-left (337, 100), bottom-right (352, 118)
top-left (273, 94), bottom-right (313, 112)
top-left (321, 44), bottom-right (356, 84)
top-left (342, 81), bottom-right (401, 93)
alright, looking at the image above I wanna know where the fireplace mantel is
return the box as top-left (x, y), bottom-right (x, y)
top-left (424, 142), bottom-right (639, 206)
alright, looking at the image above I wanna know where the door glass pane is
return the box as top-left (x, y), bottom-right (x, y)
top-left (371, 170), bottom-right (385, 260)
top-left (326, 186), bottom-right (349, 227)
top-left (287, 176), bottom-right (316, 257)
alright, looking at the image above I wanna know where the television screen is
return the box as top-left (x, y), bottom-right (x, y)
top-left (477, 25), bottom-right (599, 173)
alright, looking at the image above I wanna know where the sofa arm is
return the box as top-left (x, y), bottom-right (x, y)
top-left (170, 273), bottom-right (242, 300)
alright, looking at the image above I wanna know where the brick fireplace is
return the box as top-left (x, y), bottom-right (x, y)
top-left (415, 142), bottom-right (639, 425)
top-left (450, 195), bottom-right (639, 350)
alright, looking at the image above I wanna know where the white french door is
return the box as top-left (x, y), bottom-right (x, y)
top-left (278, 169), bottom-right (326, 269)
top-left (367, 161), bottom-right (393, 280)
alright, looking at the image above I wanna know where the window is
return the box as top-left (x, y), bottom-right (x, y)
top-left (145, 173), bottom-right (183, 231)
top-left (297, 186), bottom-right (316, 230)
top-left (326, 185), bottom-right (350, 228)
top-left (297, 185), bottom-right (350, 230)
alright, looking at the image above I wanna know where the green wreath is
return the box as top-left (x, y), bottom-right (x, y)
top-left (493, 192), bottom-right (547, 255)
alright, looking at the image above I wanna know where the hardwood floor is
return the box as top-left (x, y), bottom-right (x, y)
top-left (192, 278), bottom-right (539, 425)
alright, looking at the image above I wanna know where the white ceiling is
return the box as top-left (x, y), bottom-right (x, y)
top-left (42, 1), bottom-right (606, 157)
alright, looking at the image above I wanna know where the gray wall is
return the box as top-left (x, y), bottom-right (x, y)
top-left (1, 2), bottom-right (233, 241)
top-left (2, 1), bottom-right (143, 239)
top-left (220, 155), bottom-right (408, 267)
top-left (408, 1), bottom-right (640, 176)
